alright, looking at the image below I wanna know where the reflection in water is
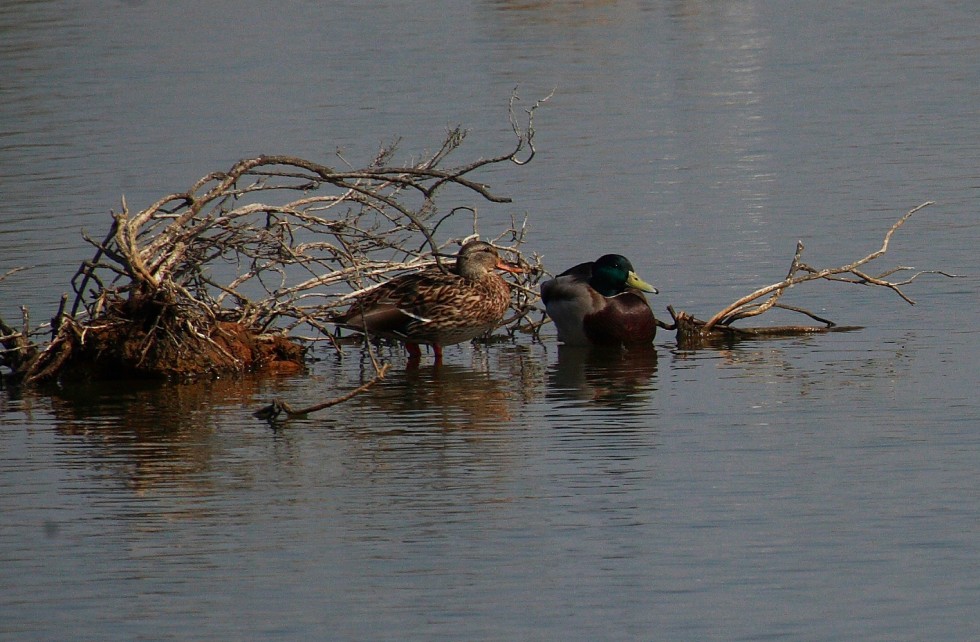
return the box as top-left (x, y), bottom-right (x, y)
top-left (490, 0), bottom-right (624, 28)
top-left (39, 376), bottom-right (288, 500)
top-left (548, 344), bottom-right (658, 407)
top-left (291, 352), bottom-right (540, 524)
top-left (18, 346), bottom-right (538, 512)
top-left (311, 343), bottom-right (551, 434)
top-left (351, 359), bottom-right (517, 431)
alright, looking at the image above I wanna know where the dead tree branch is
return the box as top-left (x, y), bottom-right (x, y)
top-left (669, 202), bottom-right (962, 348)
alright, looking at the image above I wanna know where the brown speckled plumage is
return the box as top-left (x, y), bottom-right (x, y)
top-left (333, 241), bottom-right (519, 360)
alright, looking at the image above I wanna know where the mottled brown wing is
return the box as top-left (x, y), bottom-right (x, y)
top-left (333, 271), bottom-right (452, 334)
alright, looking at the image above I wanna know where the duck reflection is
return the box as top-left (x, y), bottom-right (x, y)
top-left (319, 357), bottom-right (527, 499)
top-left (548, 344), bottom-right (658, 407)
top-left (355, 361), bottom-right (515, 431)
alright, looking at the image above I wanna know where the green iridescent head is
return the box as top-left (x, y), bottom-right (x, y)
top-left (589, 254), bottom-right (657, 297)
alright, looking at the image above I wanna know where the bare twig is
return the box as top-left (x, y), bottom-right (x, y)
top-left (1, 266), bottom-right (30, 284)
top-left (253, 362), bottom-right (391, 421)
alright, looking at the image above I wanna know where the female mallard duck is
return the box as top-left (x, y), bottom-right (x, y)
top-left (541, 254), bottom-right (658, 346)
top-left (332, 240), bottom-right (522, 361)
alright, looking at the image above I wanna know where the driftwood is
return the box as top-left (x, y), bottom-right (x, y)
top-left (666, 202), bottom-right (960, 349)
top-left (1, 93), bottom-right (549, 386)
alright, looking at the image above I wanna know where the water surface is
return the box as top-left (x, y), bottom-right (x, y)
top-left (2, 1), bottom-right (979, 640)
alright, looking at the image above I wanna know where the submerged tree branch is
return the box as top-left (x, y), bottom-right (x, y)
top-left (253, 362), bottom-right (392, 421)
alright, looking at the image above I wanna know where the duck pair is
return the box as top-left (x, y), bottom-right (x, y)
top-left (332, 240), bottom-right (658, 362)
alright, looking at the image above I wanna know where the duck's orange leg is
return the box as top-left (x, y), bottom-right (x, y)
top-left (406, 342), bottom-right (422, 359)
top-left (432, 344), bottom-right (443, 364)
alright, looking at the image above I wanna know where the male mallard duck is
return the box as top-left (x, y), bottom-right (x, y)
top-left (541, 254), bottom-right (658, 346)
top-left (332, 240), bottom-right (522, 361)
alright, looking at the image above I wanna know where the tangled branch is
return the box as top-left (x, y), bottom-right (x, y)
top-left (2, 93), bottom-right (549, 384)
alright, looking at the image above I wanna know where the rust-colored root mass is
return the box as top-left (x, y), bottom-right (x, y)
top-left (44, 307), bottom-right (305, 382)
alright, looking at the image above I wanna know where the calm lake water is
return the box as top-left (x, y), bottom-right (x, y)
top-left (2, 1), bottom-right (979, 640)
